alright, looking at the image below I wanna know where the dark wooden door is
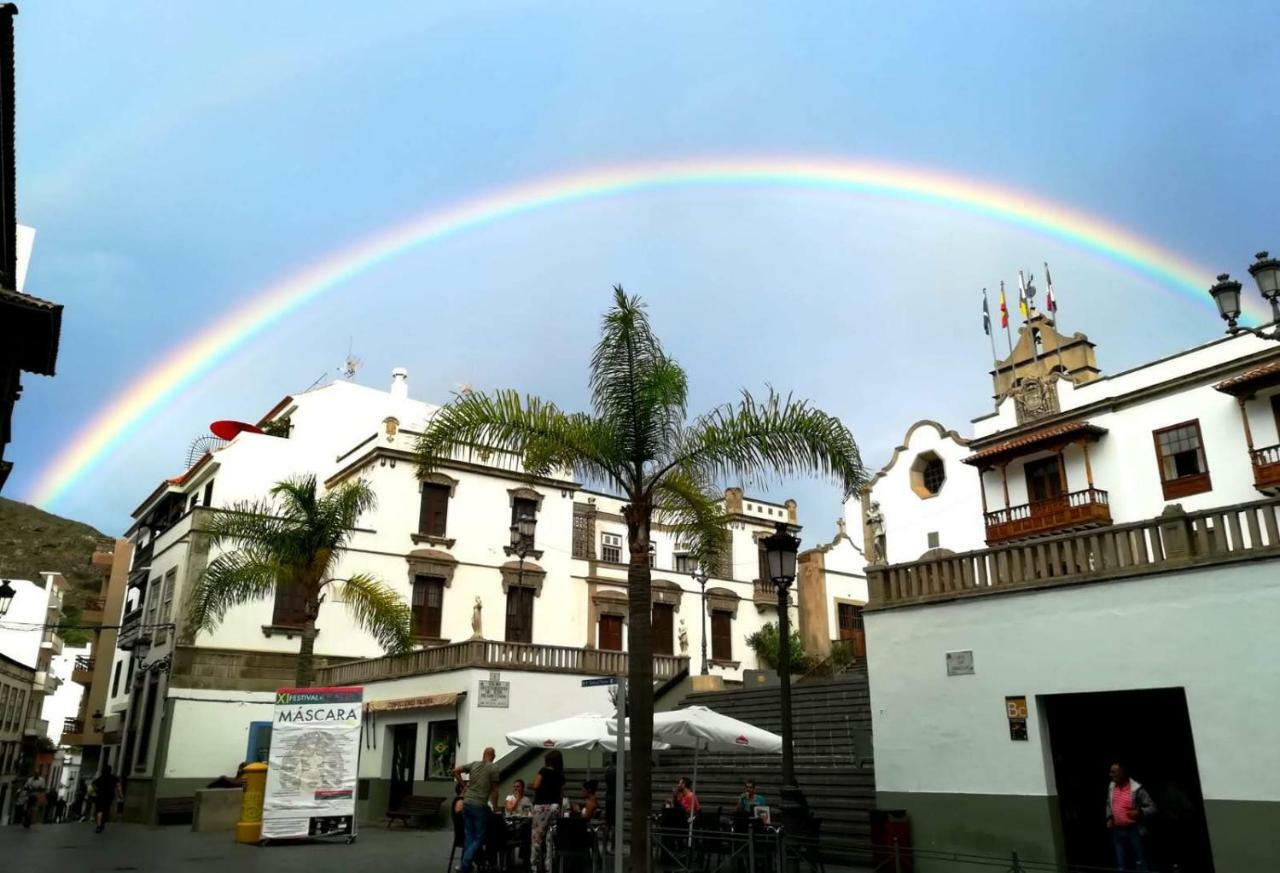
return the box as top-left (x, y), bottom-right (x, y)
top-left (651, 603), bottom-right (674, 656)
top-left (389, 723), bottom-right (417, 813)
top-left (598, 615), bottom-right (623, 651)
top-left (1024, 456), bottom-right (1064, 503)
top-left (837, 603), bottom-right (866, 659)
top-left (505, 587), bottom-right (534, 643)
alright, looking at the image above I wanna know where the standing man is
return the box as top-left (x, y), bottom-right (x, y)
top-left (1107, 762), bottom-right (1156, 871)
top-left (452, 747), bottom-right (500, 873)
top-left (18, 772), bottom-right (46, 828)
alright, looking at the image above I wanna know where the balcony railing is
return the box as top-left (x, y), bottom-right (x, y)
top-left (983, 488), bottom-right (1111, 544)
top-left (318, 639), bottom-right (689, 687)
top-left (753, 579), bottom-right (779, 607)
top-left (72, 656), bottom-right (96, 684)
top-left (82, 596), bottom-right (107, 616)
top-left (63, 717), bottom-right (84, 735)
top-left (117, 607), bottom-right (149, 651)
top-left (869, 496), bottom-right (1280, 610)
top-left (24, 717), bottom-right (48, 737)
top-left (1251, 444), bottom-right (1280, 492)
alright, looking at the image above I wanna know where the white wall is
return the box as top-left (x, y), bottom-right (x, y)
top-left (865, 560), bottom-right (1280, 804)
top-left (41, 645), bottom-right (89, 744)
top-left (0, 577), bottom-right (60, 669)
top-left (163, 688), bottom-right (275, 779)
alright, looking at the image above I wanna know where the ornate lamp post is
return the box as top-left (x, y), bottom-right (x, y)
top-left (509, 513), bottom-right (538, 587)
top-left (762, 521), bottom-right (807, 826)
top-left (1210, 251), bottom-right (1280, 339)
top-left (0, 579), bottom-right (14, 617)
top-left (691, 564), bottom-right (710, 675)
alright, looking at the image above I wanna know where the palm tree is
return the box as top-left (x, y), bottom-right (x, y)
top-left (415, 287), bottom-right (864, 868)
top-left (187, 475), bottom-right (413, 687)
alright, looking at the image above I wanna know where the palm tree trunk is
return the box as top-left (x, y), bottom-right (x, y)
top-left (625, 503), bottom-right (654, 873)
top-left (296, 623), bottom-right (318, 688)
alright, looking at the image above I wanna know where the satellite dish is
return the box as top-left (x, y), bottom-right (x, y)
top-left (210, 420), bottom-right (265, 441)
top-left (185, 435), bottom-right (226, 469)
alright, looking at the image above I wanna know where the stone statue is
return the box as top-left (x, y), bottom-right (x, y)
top-left (866, 500), bottom-right (887, 565)
top-left (470, 596), bottom-right (483, 640)
top-left (678, 620), bottom-right (689, 656)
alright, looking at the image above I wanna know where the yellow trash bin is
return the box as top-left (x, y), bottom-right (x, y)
top-left (235, 763), bottom-right (268, 844)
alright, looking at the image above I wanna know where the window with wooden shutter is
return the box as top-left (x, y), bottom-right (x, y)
top-left (412, 575), bottom-right (445, 639)
top-left (711, 610), bottom-right (733, 661)
top-left (1153, 420), bottom-right (1212, 499)
top-left (651, 603), bottom-right (674, 656)
top-left (598, 614), bottom-right (623, 651)
top-left (272, 583), bottom-right (309, 627)
top-left (419, 483), bottom-right (450, 536)
top-left (505, 587), bottom-right (534, 643)
top-left (600, 532), bottom-right (622, 564)
top-left (757, 547), bottom-right (769, 582)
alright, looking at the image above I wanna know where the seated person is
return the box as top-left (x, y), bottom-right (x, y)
top-left (576, 780), bottom-right (600, 820)
top-left (505, 778), bottom-right (534, 815)
top-left (737, 780), bottom-right (766, 815)
top-left (671, 777), bottom-right (700, 817)
top-left (452, 779), bottom-right (465, 816)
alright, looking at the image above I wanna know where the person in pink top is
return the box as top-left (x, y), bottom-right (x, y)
top-left (671, 777), bottom-right (701, 818)
top-left (1106, 763), bottom-right (1156, 871)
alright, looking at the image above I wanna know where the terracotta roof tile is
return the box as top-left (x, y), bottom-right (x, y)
top-left (1214, 360), bottom-right (1280, 395)
top-left (963, 421), bottom-right (1107, 465)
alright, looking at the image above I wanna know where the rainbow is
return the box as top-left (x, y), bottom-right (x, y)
top-left (27, 156), bottom-right (1235, 509)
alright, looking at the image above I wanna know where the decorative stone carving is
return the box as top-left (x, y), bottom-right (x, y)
top-left (406, 548), bottom-right (457, 587)
top-left (1014, 376), bottom-right (1060, 424)
top-left (651, 579), bottom-right (683, 611)
top-left (592, 589), bottom-right (629, 620)
top-left (507, 487), bottom-right (544, 511)
top-left (866, 501), bottom-right (886, 565)
top-left (499, 560), bottom-right (545, 596)
top-left (704, 587), bottom-right (740, 617)
top-left (420, 472), bottom-right (460, 496)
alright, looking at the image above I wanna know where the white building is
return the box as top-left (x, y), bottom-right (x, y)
top-left (857, 313), bottom-right (1280, 873)
top-left (107, 370), bottom-right (866, 822)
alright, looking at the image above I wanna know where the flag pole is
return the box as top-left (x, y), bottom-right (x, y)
top-left (1001, 281), bottom-right (1014, 358)
top-left (1047, 261), bottom-right (1066, 377)
top-left (984, 288), bottom-right (1000, 376)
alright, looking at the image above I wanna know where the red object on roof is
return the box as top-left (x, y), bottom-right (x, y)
top-left (210, 420), bottom-right (265, 441)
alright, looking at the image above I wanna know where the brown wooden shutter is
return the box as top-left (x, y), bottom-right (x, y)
top-left (651, 604), bottom-right (674, 656)
top-left (838, 603), bottom-right (866, 658)
top-left (711, 611), bottom-right (732, 661)
top-left (272, 584), bottom-right (308, 627)
top-left (413, 576), bottom-right (444, 638)
top-left (505, 587), bottom-right (534, 643)
top-left (419, 484), bottom-right (450, 536)
top-left (598, 615), bottom-right (623, 651)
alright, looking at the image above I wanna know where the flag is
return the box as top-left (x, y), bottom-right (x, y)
top-left (1044, 262), bottom-right (1057, 313)
top-left (1017, 270), bottom-right (1030, 318)
top-left (998, 282), bottom-right (1009, 328)
top-left (982, 289), bottom-right (991, 335)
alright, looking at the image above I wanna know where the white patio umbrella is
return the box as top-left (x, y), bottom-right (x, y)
top-left (612, 706), bottom-right (782, 825)
top-left (506, 712), bottom-right (669, 752)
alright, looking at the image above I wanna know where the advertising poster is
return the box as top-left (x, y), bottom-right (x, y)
top-left (262, 686), bottom-right (364, 841)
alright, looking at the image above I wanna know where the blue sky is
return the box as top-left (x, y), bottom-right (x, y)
top-left (9, 1), bottom-right (1280, 536)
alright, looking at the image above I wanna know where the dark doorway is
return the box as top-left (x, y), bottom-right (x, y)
top-left (1043, 688), bottom-right (1214, 872)
top-left (388, 724), bottom-right (417, 813)
top-left (1024, 456), bottom-right (1064, 503)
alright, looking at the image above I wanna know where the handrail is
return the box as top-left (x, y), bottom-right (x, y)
top-left (317, 638), bottom-right (689, 686)
top-left (983, 488), bottom-right (1109, 526)
top-left (869, 495), bottom-right (1280, 609)
top-left (1251, 443), bottom-right (1280, 466)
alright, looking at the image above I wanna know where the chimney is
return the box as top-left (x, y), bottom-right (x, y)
top-left (390, 367), bottom-right (409, 400)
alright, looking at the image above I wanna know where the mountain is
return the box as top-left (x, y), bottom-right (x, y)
top-left (0, 497), bottom-right (112, 645)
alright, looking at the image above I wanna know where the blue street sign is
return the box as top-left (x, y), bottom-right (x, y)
top-left (580, 676), bottom-right (619, 687)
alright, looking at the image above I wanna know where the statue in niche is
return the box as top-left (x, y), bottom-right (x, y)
top-left (866, 500), bottom-right (887, 565)
top-left (470, 596), bottom-right (483, 640)
top-left (678, 620), bottom-right (689, 656)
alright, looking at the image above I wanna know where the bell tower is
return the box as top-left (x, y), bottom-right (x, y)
top-left (992, 312), bottom-right (1099, 422)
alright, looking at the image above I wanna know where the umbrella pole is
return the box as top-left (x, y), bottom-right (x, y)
top-left (688, 743), bottom-right (700, 846)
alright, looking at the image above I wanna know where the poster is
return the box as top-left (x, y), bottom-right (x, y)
top-left (262, 686), bottom-right (363, 840)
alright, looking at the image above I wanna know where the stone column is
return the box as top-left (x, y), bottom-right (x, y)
top-left (796, 549), bottom-right (830, 658)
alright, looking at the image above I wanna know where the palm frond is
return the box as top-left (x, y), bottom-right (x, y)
top-left (187, 550), bottom-right (281, 633)
top-left (652, 468), bottom-right (730, 571)
top-left (332, 573), bottom-right (414, 654)
top-left (415, 389), bottom-right (627, 491)
top-left (667, 389), bottom-right (866, 498)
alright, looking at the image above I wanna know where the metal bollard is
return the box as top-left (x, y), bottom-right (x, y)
top-left (234, 763), bottom-right (268, 844)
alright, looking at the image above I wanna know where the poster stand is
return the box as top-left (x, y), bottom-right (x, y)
top-left (260, 686), bottom-right (364, 846)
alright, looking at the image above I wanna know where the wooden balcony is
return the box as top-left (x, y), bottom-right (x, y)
top-left (81, 596), bottom-right (106, 622)
top-left (984, 488), bottom-right (1111, 544)
top-left (318, 639), bottom-right (689, 687)
top-left (869, 496), bottom-right (1280, 610)
top-left (72, 656), bottom-right (95, 685)
top-left (1251, 444), bottom-right (1280, 493)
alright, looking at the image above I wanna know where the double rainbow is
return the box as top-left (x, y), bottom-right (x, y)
top-left (27, 156), bottom-right (1231, 509)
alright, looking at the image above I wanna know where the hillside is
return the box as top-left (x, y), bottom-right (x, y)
top-left (0, 497), bottom-right (112, 645)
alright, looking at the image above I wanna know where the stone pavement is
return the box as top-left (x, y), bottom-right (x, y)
top-left (0, 820), bottom-right (457, 873)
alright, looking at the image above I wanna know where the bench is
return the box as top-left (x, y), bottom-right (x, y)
top-left (385, 795), bottom-right (446, 828)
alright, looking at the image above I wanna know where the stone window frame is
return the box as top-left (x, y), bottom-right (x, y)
top-left (592, 589), bottom-right (629, 622)
top-left (909, 451), bottom-right (946, 499)
top-left (651, 579), bottom-right (684, 612)
top-left (413, 473), bottom-right (460, 547)
top-left (500, 560), bottom-right (546, 597)
top-left (704, 586), bottom-right (741, 618)
top-left (505, 487), bottom-right (545, 559)
top-left (405, 549), bottom-right (458, 590)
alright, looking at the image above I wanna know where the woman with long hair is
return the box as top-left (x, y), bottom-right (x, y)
top-left (529, 749), bottom-right (565, 873)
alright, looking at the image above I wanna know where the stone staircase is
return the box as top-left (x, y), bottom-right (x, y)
top-left (571, 668), bottom-right (876, 860)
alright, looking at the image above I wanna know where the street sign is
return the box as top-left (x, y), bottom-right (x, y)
top-left (581, 676), bottom-right (618, 687)
top-left (478, 677), bottom-right (510, 708)
top-left (945, 650), bottom-right (975, 676)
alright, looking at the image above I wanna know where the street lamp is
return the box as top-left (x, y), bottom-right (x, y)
top-left (509, 513), bottom-right (538, 604)
top-left (1210, 252), bottom-right (1280, 338)
top-left (0, 579), bottom-right (14, 617)
top-left (762, 521), bottom-right (807, 827)
top-left (691, 564), bottom-right (711, 675)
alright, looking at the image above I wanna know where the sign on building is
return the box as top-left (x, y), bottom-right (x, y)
top-left (478, 672), bottom-right (510, 708)
top-left (945, 650), bottom-right (975, 676)
top-left (262, 686), bottom-right (364, 841)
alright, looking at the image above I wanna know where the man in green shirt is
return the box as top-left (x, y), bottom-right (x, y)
top-left (453, 747), bottom-right (499, 873)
